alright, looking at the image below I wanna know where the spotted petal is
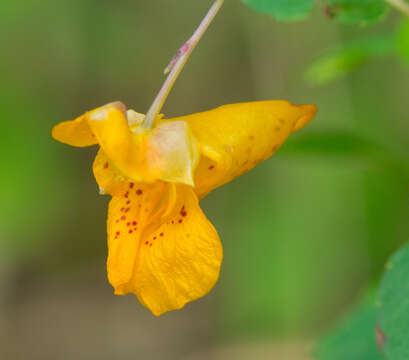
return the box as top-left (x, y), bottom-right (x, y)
top-left (106, 181), bottom-right (222, 316)
top-left (165, 100), bottom-right (317, 198)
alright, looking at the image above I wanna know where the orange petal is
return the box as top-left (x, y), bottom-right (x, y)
top-left (51, 113), bottom-right (97, 147)
top-left (87, 103), bottom-right (199, 186)
top-left (166, 100), bottom-right (317, 198)
top-left (85, 102), bottom-right (149, 181)
top-left (93, 149), bottom-right (129, 196)
top-left (106, 181), bottom-right (222, 316)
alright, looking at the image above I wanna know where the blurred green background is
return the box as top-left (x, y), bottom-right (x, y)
top-left (2, 0), bottom-right (409, 359)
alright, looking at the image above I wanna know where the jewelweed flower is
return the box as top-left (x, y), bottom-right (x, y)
top-left (51, 0), bottom-right (317, 315)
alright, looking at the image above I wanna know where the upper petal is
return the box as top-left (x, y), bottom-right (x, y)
top-left (51, 113), bottom-right (97, 147)
top-left (106, 181), bottom-right (223, 316)
top-left (54, 100), bottom-right (316, 196)
top-left (168, 100), bottom-right (317, 198)
top-left (86, 102), bottom-right (151, 182)
top-left (145, 120), bottom-right (199, 186)
top-left (54, 102), bottom-right (199, 187)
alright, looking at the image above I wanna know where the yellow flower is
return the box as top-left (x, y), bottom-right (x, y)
top-left (51, 0), bottom-right (318, 315)
top-left (52, 100), bottom-right (316, 315)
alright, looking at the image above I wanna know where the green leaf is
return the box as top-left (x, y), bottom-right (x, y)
top-left (314, 292), bottom-right (384, 360)
top-left (325, 0), bottom-right (389, 25)
top-left (396, 22), bottom-right (409, 68)
top-left (377, 242), bottom-right (409, 360)
top-left (242, 0), bottom-right (314, 21)
top-left (305, 35), bottom-right (394, 86)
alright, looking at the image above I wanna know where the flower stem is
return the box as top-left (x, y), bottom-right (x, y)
top-left (142, 0), bottom-right (224, 130)
top-left (385, 0), bottom-right (409, 17)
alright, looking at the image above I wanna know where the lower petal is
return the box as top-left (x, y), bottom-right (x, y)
top-left (93, 149), bottom-right (129, 196)
top-left (106, 182), bottom-right (223, 316)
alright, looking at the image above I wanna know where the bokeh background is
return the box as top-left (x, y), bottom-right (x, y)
top-left (2, 0), bottom-right (409, 359)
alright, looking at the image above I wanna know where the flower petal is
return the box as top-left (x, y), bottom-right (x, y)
top-left (51, 113), bottom-right (97, 147)
top-left (147, 121), bottom-right (199, 186)
top-left (106, 181), bottom-right (222, 316)
top-left (88, 104), bottom-right (199, 186)
top-left (86, 102), bottom-right (150, 182)
top-left (168, 100), bottom-right (317, 198)
top-left (93, 149), bottom-right (129, 196)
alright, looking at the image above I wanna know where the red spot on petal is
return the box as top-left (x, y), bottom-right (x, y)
top-left (153, 236), bottom-right (157, 240)
top-left (126, 200), bottom-right (131, 205)
top-left (121, 216), bottom-right (126, 221)
top-left (145, 241), bottom-right (149, 245)
top-left (128, 229), bottom-right (133, 234)
top-left (136, 189), bottom-right (143, 195)
top-left (178, 219), bottom-right (183, 224)
top-left (208, 165), bottom-right (215, 170)
top-left (116, 219), bottom-right (119, 223)
top-left (181, 210), bottom-right (187, 217)
top-left (171, 220), bottom-right (174, 224)
top-left (116, 231), bottom-right (120, 236)
top-left (124, 192), bottom-right (129, 198)
top-left (125, 207), bottom-right (130, 213)
top-left (104, 162), bottom-right (109, 169)
top-left (129, 183), bottom-right (134, 189)
top-left (132, 221), bottom-right (137, 226)
top-left (120, 207), bottom-right (125, 212)
top-left (160, 233), bottom-right (164, 237)
top-left (150, 243), bottom-right (152, 247)
top-left (126, 222), bottom-right (130, 226)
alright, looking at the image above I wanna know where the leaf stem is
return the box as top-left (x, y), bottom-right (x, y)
top-left (142, 0), bottom-right (224, 130)
top-left (385, 0), bottom-right (409, 18)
